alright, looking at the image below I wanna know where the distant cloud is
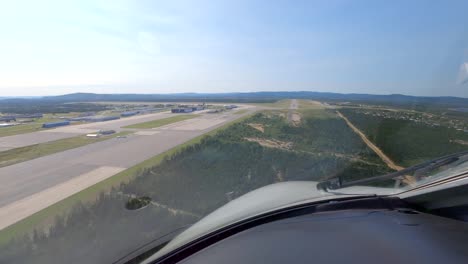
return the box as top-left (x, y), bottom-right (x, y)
top-left (458, 62), bottom-right (468, 85)
top-left (137, 31), bottom-right (161, 55)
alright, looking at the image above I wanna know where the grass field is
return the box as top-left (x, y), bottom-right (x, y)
top-left (251, 99), bottom-right (325, 110)
top-left (0, 112), bottom-right (256, 245)
top-left (123, 114), bottom-right (199, 129)
top-left (0, 132), bottom-right (132, 168)
top-left (0, 123), bottom-right (44, 138)
top-left (233, 109), bottom-right (249, 115)
top-left (251, 99), bottom-right (291, 109)
top-left (298, 108), bottom-right (337, 119)
top-left (297, 100), bottom-right (325, 110)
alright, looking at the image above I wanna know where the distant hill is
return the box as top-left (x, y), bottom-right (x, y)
top-left (0, 96), bottom-right (42, 100)
top-left (41, 92), bottom-right (468, 106)
top-left (1, 91), bottom-right (467, 107)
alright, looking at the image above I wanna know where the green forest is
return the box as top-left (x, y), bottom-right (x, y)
top-left (0, 110), bottom-right (392, 264)
top-left (339, 108), bottom-right (468, 166)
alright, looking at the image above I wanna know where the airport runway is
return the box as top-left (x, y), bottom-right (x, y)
top-left (0, 131), bottom-right (82, 152)
top-left (0, 111), bottom-right (178, 151)
top-left (0, 106), bottom-right (256, 230)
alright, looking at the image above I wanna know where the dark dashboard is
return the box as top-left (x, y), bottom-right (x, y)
top-left (146, 197), bottom-right (468, 264)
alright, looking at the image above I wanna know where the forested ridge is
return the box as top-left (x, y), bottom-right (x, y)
top-left (0, 102), bottom-right (110, 114)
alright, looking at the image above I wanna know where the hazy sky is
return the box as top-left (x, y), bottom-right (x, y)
top-left (1, 0), bottom-right (468, 97)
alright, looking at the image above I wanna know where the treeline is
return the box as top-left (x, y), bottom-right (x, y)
top-left (35, 92), bottom-right (468, 108)
top-left (340, 108), bottom-right (468, 166)
top-left (0, 111), bottom-right (391, 263)
top-left (0, 101), bottom-right (110, 114)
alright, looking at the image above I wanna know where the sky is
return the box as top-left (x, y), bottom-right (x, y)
top-left (0, 0), bottom-right (468, 97)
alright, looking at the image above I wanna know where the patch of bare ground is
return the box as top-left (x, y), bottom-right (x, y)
top-left (290, 112), bottom-right (301, 126)
top-left (247, 123), bottom-right (265, 133)
top-left (244, 137), bottom-right (293, 150)
top-left (298, 150), bottom-right (380, 166)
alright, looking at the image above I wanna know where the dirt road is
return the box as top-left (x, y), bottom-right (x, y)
top-left (336, 111), bottom-right (405, 171)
